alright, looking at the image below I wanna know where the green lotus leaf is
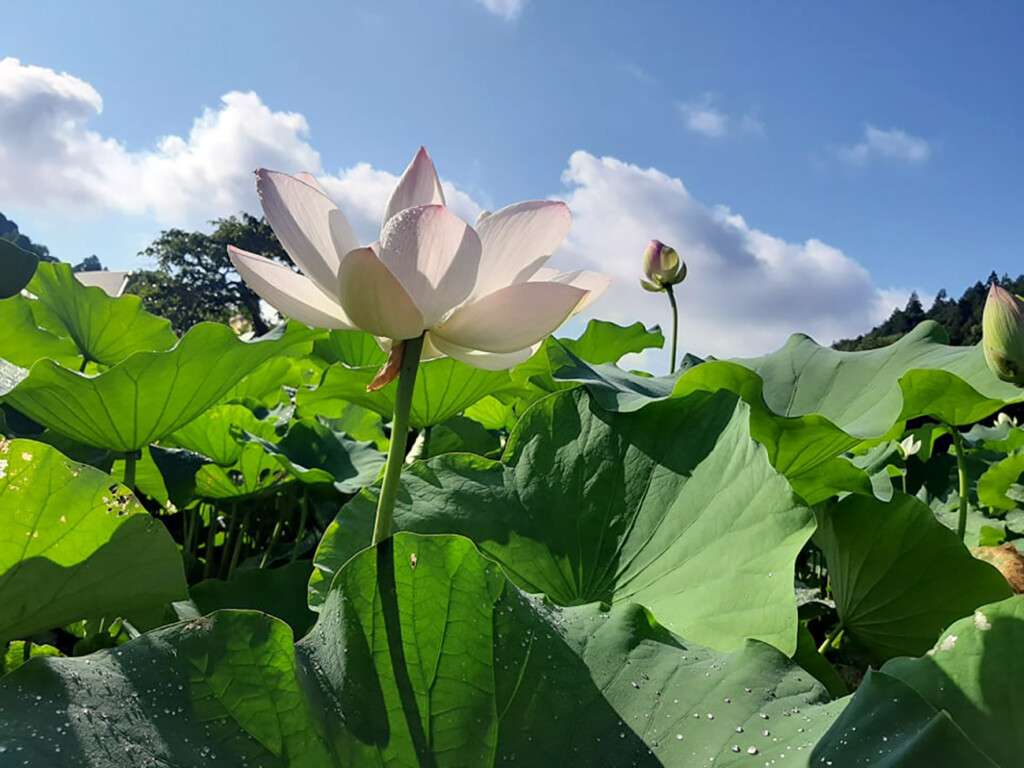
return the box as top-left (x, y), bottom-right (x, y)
top-left (0, 238), bottom-right (38, 299)
top-left (312, 388), bottom-right (815, 655)
top-left (297, 355), bottom-right (517, 429)
top-left (0, 322), bottom-right (315, 452)
top-left (243, 417), bottom-right (385, 493)
top-left (0, 293), bottom-right (79, 368)
top-left (311, 328), bottom-right (387, 367)
top-left (0, 439), bottom-right (187, 642)
top-left (0, 533), bottom-right (845, 766)
top-left (27, 261), bottom-right (176, 366)
top-left (167, 403), bottom-right (278, 466)
top-left (195, 442), bottom-right (288, 500)
top-left (813, 595), bottom-right (1024, 766)
top-left (813, 493), bottom-right (1012, 663)
top-left (976, 451), bottom-right (1024, 511)
top-left (556, 322), bottom-right (1024, 504)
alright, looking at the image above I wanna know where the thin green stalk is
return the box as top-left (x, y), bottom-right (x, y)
top-left (372, 335), bottom-right (425, 545)
top-left (78, 356), bottom-right (88, 373)
top-left (22, 639), bottom-right (32, 662)
top-left (226, 509), bottom-right (250, 579)
top-left (219, 503), bottom-right (241, 580)
top-left (260, 495), bottom-right (284, 568)
top-left (952, 428), bottom-right (969, 541)
top-left (203, 505), bottom-right (218, 579)
top-left (290, 489), bottom-right (310, 563)
top-left (666, 284), bottom-right (679, 375)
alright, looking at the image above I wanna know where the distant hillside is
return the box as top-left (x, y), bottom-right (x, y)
top-left (0, 212), bottom-right (104, 272)
top-left (833, 272), bottom-right (1021, 351)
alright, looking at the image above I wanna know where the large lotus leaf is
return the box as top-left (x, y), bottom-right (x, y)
top-left (735, 321), bottom-right (1024, 433)
top-left (0, 322), bottom-right (315, 452)
top-left (0, 439), bottom-right (187, 642)
top-left (813, 595), bottom-right (1024, 766)
top-left (0, 293), bottom-right (79, 368)
top-left (0, 238), bottom-right (38, 298)
top-left (297, 355), bottom-right (517, 429)
top-left (553, 350), bottom-right (869, 504)
top-left (219, 356), bottom-right (302, 407)
top-left (813, 493), bottom-right (1011, 663)
top-left (167, 403), bottom-right (278, 466)
top-left (511, 320), bottom-right (665, 396)
top-left (27, 261), bottom-right (176, 366)
top-left (555, 323), bottom-right (1024, 504)
top-left (0, 533), bottom-right (844, 767)
top-left (190, 561), bottom-right (316, 637)
top-left (195, 442), bottom-right (288, 500)
top-left (243, 417), bottom-right (384, 493)
top-left (312, 388), bottom-right (815, 654)
top-left (976, 451), bottom-right (1024, 511)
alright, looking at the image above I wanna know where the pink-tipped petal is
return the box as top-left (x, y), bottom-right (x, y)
top-left (434, 281), bottom-right (587, 353)
top-left (227, 246), bottom-right (354, 329)
top-left (336, 247), bottom-right (425, 340)
top-left (472, 200), bottom-right (572, 298)
top-left (382, 146), bottom-right (446, 230)
top-left (429, 333), bottom-right (538, 371)
top-left (378, 204), bottom-right (481, 327)
top-left (531, 267), bottom-right (611, 313)
top-left (256, 169), bottom-right (359, 295)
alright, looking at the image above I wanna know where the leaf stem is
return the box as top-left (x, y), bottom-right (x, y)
top-left (203, 504), bottom-right (218, 579)
top-left (952, 428), bottom-right (969, 542)
top-left (290, 489), bottom-right (310, 563)
top-left (666, 284), bottom-right (679, 375)
top-left (122, 451), bottom-right (139, 492)
top-left (372, 335), bottom-right (425, 545)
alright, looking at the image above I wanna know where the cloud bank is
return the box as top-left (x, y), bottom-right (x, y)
top-left (0, 57), bottom-right (903, 357)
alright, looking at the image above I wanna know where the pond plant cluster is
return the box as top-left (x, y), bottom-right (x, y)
top-left (1, 148), bottom-right (1023, 767)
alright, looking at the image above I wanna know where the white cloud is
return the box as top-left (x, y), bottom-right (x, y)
top-left (552, 152), bottom-right (901, 357)
top-left (839, 125), bottom-right (931, 165)
top-left (677, 96), bottom-right (763, 139)
top-left (0, 58), bottom-right (905, 358)
top-left (474, 0), bottom-right (526, 20)
top-left (0, 57), bottom-right (478, 240)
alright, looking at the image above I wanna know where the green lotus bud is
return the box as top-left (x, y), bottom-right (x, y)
top-left (983, 284), bottom-right (1024, 386)
top-left (640, 239), bottom-right (686, 292)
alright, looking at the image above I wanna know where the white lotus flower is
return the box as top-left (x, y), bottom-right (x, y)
top-left (228, 147), bottom-right (609, 371)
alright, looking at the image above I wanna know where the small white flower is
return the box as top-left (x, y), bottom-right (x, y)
top-left (898, 435), bottom-right (922, 458)
top-left (996, 412), bottom-right (1018, 428)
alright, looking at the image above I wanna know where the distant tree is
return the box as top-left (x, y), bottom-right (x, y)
top-left (130, 214), bottom-right (289, 335)
top-left (72, 255), bottom-right (104, 272)
top-left (0, 212), bottom-right (53, 261)
top-left (834, 272), bottom-right (1024, 350)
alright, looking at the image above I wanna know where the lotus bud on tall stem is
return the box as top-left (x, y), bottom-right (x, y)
top-left (640, 239), bottom-right (686, 374)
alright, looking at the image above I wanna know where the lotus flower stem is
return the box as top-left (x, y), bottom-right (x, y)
top-left (666, 285), bottom-right (679, 375)
top-left (372, 334), bottom-right (426, 545)
top-left (952, 429), bottom-right (969, 542)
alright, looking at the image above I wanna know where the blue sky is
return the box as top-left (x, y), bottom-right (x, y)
top-left (2, 0), bottom-right (1022, 356)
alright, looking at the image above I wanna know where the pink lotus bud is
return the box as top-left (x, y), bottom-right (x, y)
top-left (983, 284), bottom-right (1024, 386)
top-left (640, 239), bottom-right (686, 292)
